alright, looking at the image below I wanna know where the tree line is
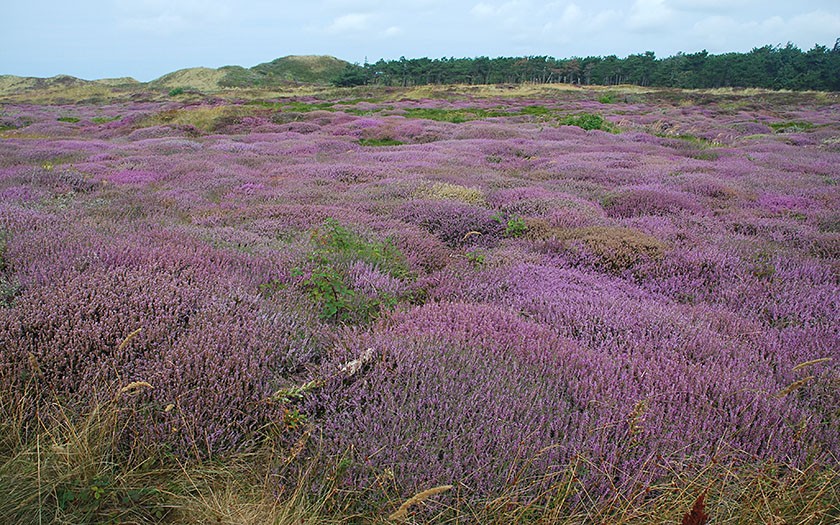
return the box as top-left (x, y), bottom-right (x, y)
top-left (333, 41), bottom-right (840, 91)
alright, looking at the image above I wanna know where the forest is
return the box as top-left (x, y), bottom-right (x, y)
top-left (334, 41), bottom-right (840, 91)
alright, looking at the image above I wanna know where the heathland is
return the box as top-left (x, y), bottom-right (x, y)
top-left (0, 77), bottom-right (838, 523)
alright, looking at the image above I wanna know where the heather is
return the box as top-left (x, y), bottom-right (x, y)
top-left (0, 85), bottom-right (838, 523)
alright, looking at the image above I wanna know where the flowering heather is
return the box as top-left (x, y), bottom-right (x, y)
top-left (0, 88), bottom-right (837, 511)
top-left (396, 199), bottom-right (505, 247)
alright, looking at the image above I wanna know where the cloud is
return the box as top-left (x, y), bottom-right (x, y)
top-left (670, 0), bottom-right (758, 12)
top-left (325, 13), bottom-right (373, 33)
top-left (561, 3), bottom-right (583, 25)
top-left (471, 2), bottom-right (496, 17)
top-left (470, 1), bottom-right (524, 18)
top-left (690, 9), bottom-right (840, 52)
top-left (383, 26), bottom-right (403, 37)
top-left (115, 0), bottom-right (233, 34)
top-left (626, 0), bottom-right (674, 32)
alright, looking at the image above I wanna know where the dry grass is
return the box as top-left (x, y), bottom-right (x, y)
top-left (388, 485), bottom-right (453, 522)
top-left (137, 105), bottom-right (262, 133)
top-left (535, 225), bottom-right (667, 273)
top-left (2, 378), bottom-right (837, 524)
top-left (148, 67), bottom-right (229, 91)
top-left (415, 182), bottom-right (487, 206)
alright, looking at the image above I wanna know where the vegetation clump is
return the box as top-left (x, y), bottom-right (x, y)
top-left (357, 137), bottom-right (404, 147)
top-left (541, 226), bottom-right (666, 273)
top-left (293, 218), bottom-right (413, 323)
top-left (560, 113), bottom-right (612, 131)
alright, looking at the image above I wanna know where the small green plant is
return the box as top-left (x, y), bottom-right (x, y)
top-left (598, 93), bottom-right (615, 104)
top-left (519, 105), bottom-right (552, 116)
top-left (492, 213), bottom-right (528, 238)
top-left (465, 250), bottom-right (486, 267)
top-left (561, 113), bottom-right (611, 131)
top-left (293, 219), bottom-right (412, 323)
top-left (283, 408), bottom-right (308, 429)
top-left (358, 137), bottom-right (404, 147)
top-left (168, 87), bottom-right (184, 96)
top-left (504, 216), bottom-right (528, 237)
top-left (769, 120), bottom-right (814, 133)
top-left (404, 107), bottom-right (508, 123)
top-left (91, 116), bottom-right (120, 124)
top-left (57, 117), bottom-right (80, 123)
top-left (281, 101), bottom-right (336, 112)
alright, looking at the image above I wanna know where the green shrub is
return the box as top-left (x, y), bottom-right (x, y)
top-left (295, 219), bottom-right (412, 323)
top-left (57, 117), bottom-right (80, 123)
top-left (492, 213), bottom-right (528, 238)
top-left (91, 116), bottom-right (120, 124)
top-left (560, 113), bottom-right (611, 131)
top-left (282, 101), bottom-right (336, 112)
top-left (403, 107), bottom-right (508, 123)
top-left (357, 138), bottom-right (404, 147)
top-left (519, 105), bottom-right (552, 116)
top-left (168, 87), bottom-right (185, 96)
top-left (769, 121), bottom-right (814, 133)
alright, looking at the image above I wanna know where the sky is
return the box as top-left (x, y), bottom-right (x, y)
top-left (3, 0), bottom-right (840, 81)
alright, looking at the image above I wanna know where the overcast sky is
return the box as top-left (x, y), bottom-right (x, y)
top-left (3, 1), bottom-right (839, 81)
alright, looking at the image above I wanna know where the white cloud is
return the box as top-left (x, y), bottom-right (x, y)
top-left (561, 3), bottom-right (583, 25)
top-left (690, 9), bottom-right (840, 52)
top-left (627, 0), bottom-right (674, 32)
top-left (787, 10), bottom-right (840, 39)
top-left (325, 13), bottom-right (373, 33)
top-left (470, 1), bottom-right (525, 18)
top-left (471, 2), bottom-right (497, 17)
top-left (670, 0), bottom-right (757, 11)
top-left (383, 26), bottom-right (403, 37)
top-left (116, 0), bottom-right (232, 34)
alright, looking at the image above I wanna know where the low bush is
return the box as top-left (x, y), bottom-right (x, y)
top-left (560, 113), bottom-right (611, 131)
top-left (292, 218), bottom-right (413, 323)
top-left (540, 226), bottom-right (666, 273)
top-left (603, 186), bottom-right (704, 217)
top-left (396, 200), bottom-right (504, 247)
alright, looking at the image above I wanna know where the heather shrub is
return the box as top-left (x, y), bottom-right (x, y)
top-left (2, 264), bottom-right (320, 456)
top-left (2, 92), bottom-right (839, 521)
top-left (384, 225), bottom-right (451, 272)
top-left (357, 137), bottom-right (404, 147)
top-left (540, 226), bottom-right (666, 273)
top-left (396, 199), bottom-right (504, 247)
top-left (604, 186), bottom-right (704, 217)
top-left (415, 181), bottom-right (486, 205)
top-left (0, 229), bottom-right (20, 307)
top-left (292, 218), bottom-right (413, 322)
top-left (312, 302), bottom-right (588, 499)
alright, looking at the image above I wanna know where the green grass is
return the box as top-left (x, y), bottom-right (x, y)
top-left (291, 218), bottom-right (412, 323)
top-left (90, 116), bottom-right (121, 124)
top-left (519, 105), bottom-right (553, 116)
top-left (282, 101), bottom-right (336, 112)
top-left (560, 113), bottom-right (613, 132)
top-left (403, 107), bottom-right (509, 123)
top-left (57, 116), bottom-right (80, 123)
top-left (769, 120), bottom-right (815, 133)
top-left (358, 138), bottom-right (404, 147)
